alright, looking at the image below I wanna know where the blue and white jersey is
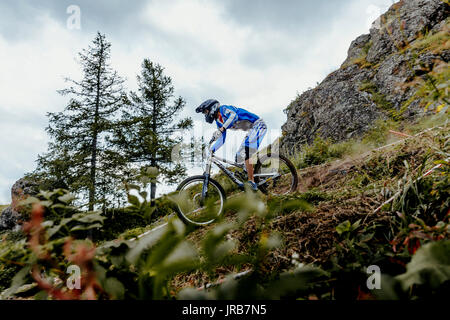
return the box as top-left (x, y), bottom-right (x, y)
top-left (215, 105), bottom-right (260, 131)
top-left (211, 105), bottom-right (263, 153)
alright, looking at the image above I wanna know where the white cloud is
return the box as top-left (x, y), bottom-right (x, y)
top-left (0, 12), bottom-right (89, 203)
top-left (0, 0), bottom-right (396, 202)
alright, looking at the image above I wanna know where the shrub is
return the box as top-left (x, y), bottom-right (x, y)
top-left (1, 186), bottom-right (327, 300)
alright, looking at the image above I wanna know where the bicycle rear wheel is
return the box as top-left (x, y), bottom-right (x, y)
top-left (254, 154), bottom-right (298, 195)
top-left (174, 175), bottom-right (226, 226)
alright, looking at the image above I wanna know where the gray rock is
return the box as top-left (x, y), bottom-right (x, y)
top-left (281, 0), bottom-right (449, 153)
top-left (0, 206), bottom-right (19, 231)
top-left (0, 178), bottom-right (40, 231)
top-left (341, 34), bottom-right (371, 67)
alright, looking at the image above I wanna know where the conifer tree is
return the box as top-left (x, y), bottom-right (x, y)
top-left (35, 32), bottom-right (126, 210)
top-left (113, 59), bottom-right (193, 203)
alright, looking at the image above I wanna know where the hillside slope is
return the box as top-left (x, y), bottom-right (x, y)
top-left (282, 0), bottom-right (449, 151)
top-left (0, 0), bottom-right (448, 301)
top-left (169, 120), bottom-right (449, 299)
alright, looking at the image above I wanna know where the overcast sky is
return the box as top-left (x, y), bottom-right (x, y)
top-left (0, 0), bottom-right (395, 203)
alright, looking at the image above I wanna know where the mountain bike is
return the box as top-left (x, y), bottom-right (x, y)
top-left (174, 137), bottom-right (298, 226)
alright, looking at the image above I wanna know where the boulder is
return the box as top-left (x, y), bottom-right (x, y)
top-left (281, 0), bottom-right (449, 153)
top-left (0, 178), bottom-right (40, 231)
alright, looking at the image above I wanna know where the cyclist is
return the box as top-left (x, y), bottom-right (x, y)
top-left (196, 99), bottom-right (267, 191)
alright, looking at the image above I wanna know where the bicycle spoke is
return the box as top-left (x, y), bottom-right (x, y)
top-left (254, 154), bottom-right (298, 195)
top-left (176, 178), bottom-right (224, 225)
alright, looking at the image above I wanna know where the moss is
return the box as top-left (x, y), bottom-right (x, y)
top-left (118, 224), bottom-right (159, 240)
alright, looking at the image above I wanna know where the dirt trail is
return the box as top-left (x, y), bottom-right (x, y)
top-left (297, 157), bottom-right (358, 192)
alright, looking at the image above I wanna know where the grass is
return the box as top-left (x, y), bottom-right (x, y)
top-left (361, 119), bottom-right (399, 147)
top-left (292, 137), bottom-right (353, 169)
top-left (407, 112), bottom-right (449, 134)
top-left (408, 27), bottom-right (450, 55)
top-left (117, 217), bottom-right (171, 240)
top-left (404, 65), bottom-right (450, 110)
top-left (289, 111), bottom-right (448, 174)
top-left (0, 205), bottom-right (8, 214)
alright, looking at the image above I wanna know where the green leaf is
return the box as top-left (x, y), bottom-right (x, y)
top-left (47, 225), bottom-right (62, 238)
top-left (1, 266), bottom-right (31, 298)
top-left (18, 197), bottom-right (40, 206)
top-left (336, 220), bottom-right (351, 235)
top-left (70, 223), bottom-right (103, 231)
top-left (161, 241), bottom-right (198, 274)
top-left (126, 184), bottom-right (141, 192)
top-left (139, 191), bottom-right (148, 199)
top-left (126, 224), bottom-right (168, 264)
top-left (359, 232), bottom-right (375, 242)
top-left (143, 205), bottom-right (156, 220)
top-left (351, 219), bottom-right (361, 231)
top-left (57, 193), bottom-right (76, 204)
top-left (34, 290), bottom-right (49, 300)
top-left (396, 240), bottom-right (450, 291)
top-left (74, 213), bottom-right (105, 224)
top-left (128, 195), bottom-right (141, 207)
top-left (104, 277), bottom-right (125, 299)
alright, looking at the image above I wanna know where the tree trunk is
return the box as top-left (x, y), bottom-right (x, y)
top-left (150, 99), bottom-right (158, 207)
top-left (89, 38), bottom-right (104, 211)
top-left (150, 181), bottom-right (156, 207)
top-left (89, 134), bottom-right (98, 211)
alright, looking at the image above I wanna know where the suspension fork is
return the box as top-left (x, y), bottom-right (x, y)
top-left (201, 157), bottom-right (213, 201)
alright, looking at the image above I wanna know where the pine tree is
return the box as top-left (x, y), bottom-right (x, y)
top-left (112, 59), bottom-right (193, 203)
top-left (35, 32), bottom-right (126, 210)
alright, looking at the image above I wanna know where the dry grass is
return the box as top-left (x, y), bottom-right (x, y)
top-left (409, 27), bottom-right (450, 55)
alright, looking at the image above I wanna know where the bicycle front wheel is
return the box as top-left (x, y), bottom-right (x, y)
top-left (174, 175), bottom-right (226, 226)
top-left (254, 154), bottom-right (298, 195)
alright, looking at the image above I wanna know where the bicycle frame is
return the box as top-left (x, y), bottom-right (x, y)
top-left (201, 149), bottom-right (281, 199)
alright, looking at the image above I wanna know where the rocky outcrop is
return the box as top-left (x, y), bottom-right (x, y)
top-left (0, 178), bottom-right (39, 231)
top-left (281, 0), bottom-right (449, 152)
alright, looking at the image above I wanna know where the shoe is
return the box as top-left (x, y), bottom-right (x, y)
top-left (247, 180), bottom-right (258, 191)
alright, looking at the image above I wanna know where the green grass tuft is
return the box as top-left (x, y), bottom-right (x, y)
top-left (292, 137), bottom-right (353, 169)
top-left (408, 28), bottom-right (450, 54)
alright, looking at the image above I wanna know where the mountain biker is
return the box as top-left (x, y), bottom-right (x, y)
top-left (195, 99), bottom-right (267, 191)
